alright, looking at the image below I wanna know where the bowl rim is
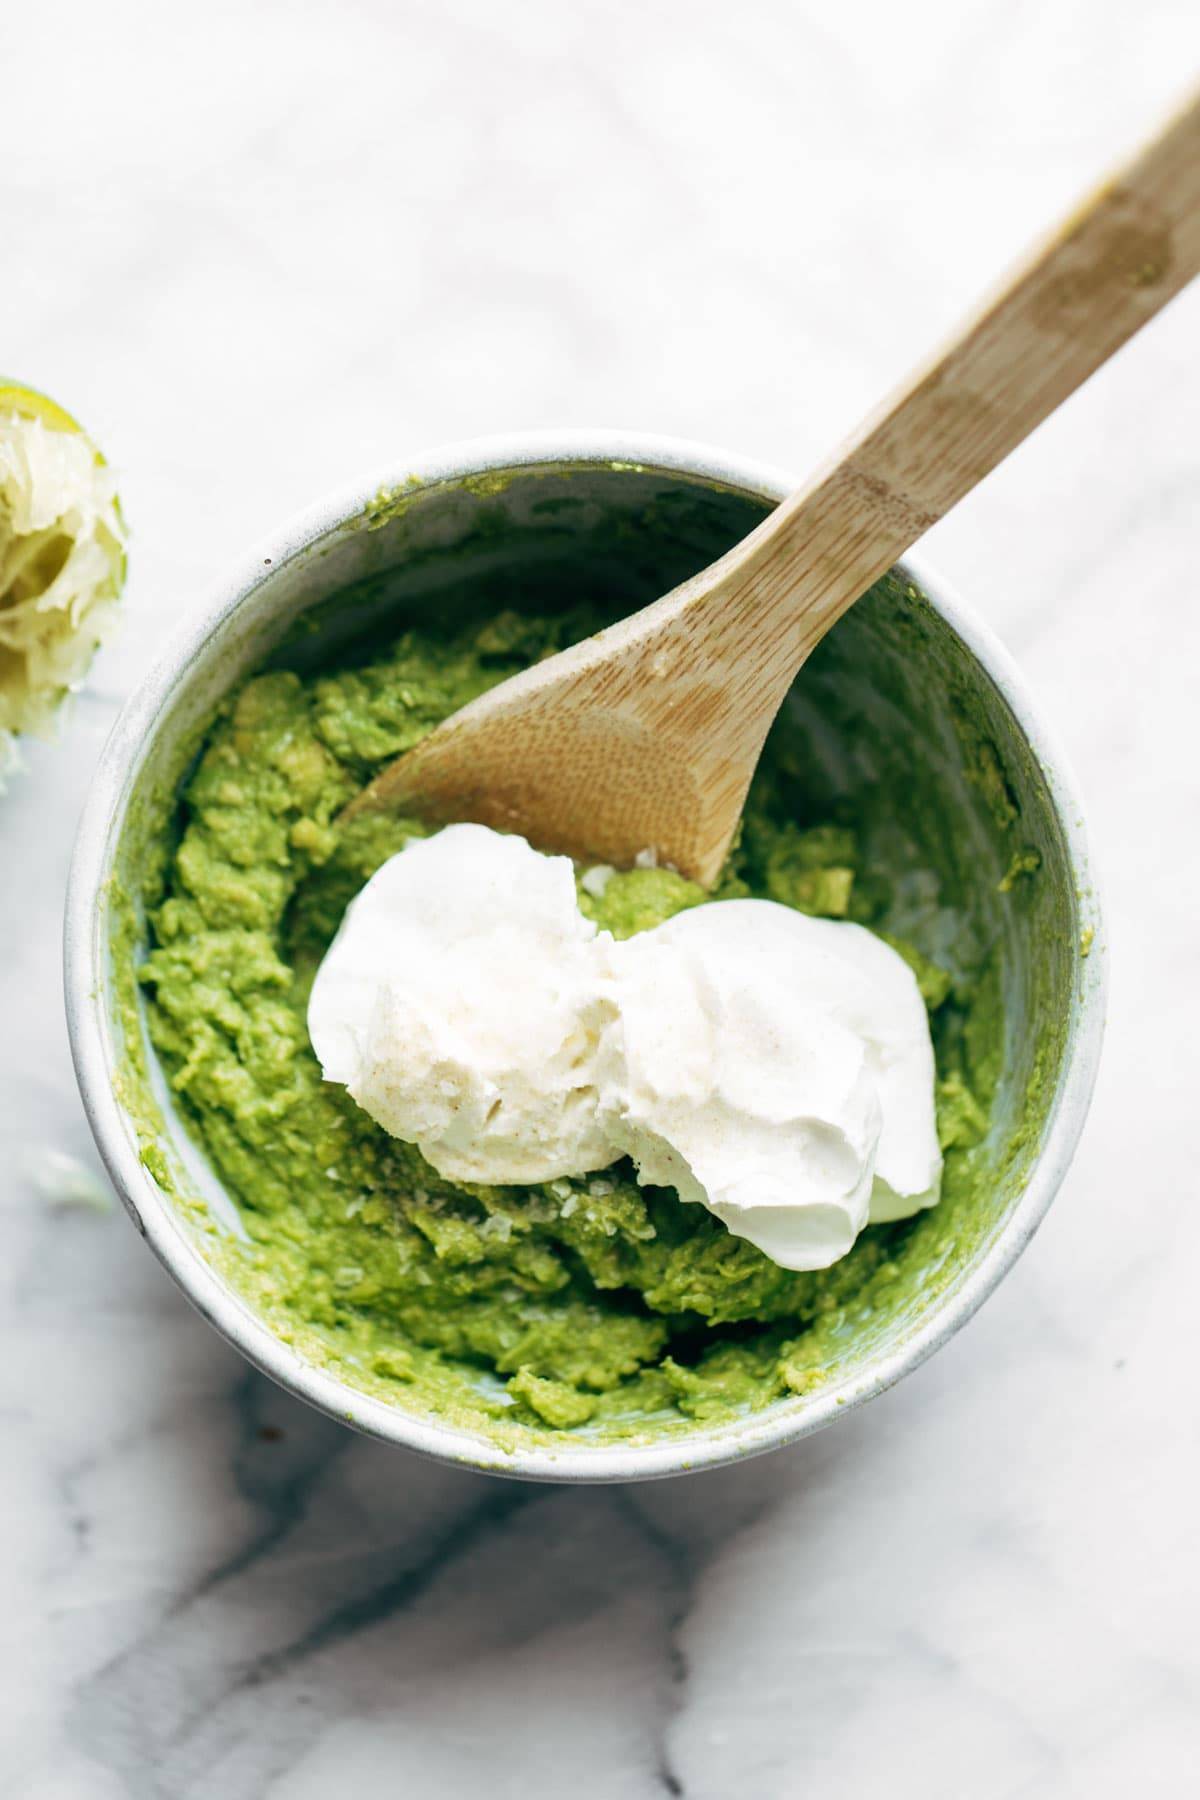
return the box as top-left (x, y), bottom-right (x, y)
top-left (63, 429), bottom-right (1108, 1483)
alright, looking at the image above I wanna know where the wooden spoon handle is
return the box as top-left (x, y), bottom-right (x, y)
top-left (696, 83), bottom-right (1200, 655)
top-left (345, 86), bottom-right (1200, 889)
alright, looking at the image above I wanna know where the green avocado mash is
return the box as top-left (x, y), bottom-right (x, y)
top-left (133, 585), bottom-right (1015, 1447)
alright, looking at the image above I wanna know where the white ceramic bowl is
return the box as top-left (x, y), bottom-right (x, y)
top-left (64, 433), bottom-right (1106, 1481)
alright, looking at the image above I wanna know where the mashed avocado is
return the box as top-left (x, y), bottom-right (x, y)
top-left (137, 598), bottom-right (1001, 1442)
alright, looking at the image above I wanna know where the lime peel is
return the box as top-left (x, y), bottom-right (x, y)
top-left (0, 384), bottom-right (127, 776)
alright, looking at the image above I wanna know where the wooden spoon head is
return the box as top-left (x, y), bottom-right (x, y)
top-left (340, 592), bottom-right (773, 886)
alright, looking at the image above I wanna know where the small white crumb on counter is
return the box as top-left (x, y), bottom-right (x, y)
top-left (26, 1148), bottom-right (113, 1211)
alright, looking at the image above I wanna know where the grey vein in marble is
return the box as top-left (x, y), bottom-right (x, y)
top-left (3, 0), bottom-right (1199, 1794)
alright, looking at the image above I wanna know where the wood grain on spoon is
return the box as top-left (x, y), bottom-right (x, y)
top-left (344, 86), bottom-right (1200, 886)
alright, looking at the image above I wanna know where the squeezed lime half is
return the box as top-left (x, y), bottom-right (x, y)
top-left (0, 380), bottom-right (127, 781)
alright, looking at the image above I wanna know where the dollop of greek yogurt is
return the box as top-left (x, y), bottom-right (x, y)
top-left (308, 824), bottom-right (942, 1270)
top-left (307, 825), bottom-right (617, 1184)
top-left (602, 902), bottom-right (941, 1268)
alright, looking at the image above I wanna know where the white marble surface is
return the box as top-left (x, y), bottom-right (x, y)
top-left (3, 2), bottom-right (1199, 1793)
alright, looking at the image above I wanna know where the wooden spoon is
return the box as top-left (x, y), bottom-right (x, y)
top-left (345, 88), bottom-right (1200, 886)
